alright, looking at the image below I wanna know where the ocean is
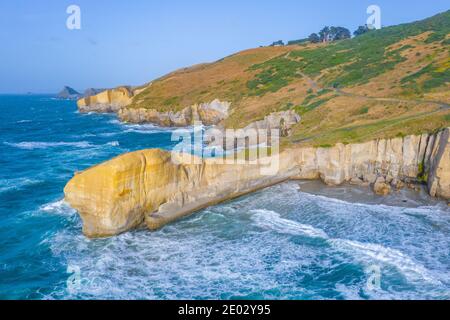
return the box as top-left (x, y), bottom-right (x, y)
top-left (0, 95), bottom-right (449, 300)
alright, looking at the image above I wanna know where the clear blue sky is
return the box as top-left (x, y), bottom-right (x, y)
top-left (0, 0), bottom-right (448, 93)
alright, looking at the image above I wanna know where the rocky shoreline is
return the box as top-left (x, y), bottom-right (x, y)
top-left (297, 180), bottom-right (446, 209)
top-left (118, 99), bottom-right (231, 127)
top-left (77, 87), bottom-right (233, 127)
top-left (64, 128), bottom-right (450, 238)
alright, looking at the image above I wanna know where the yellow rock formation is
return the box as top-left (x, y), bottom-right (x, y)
top-left (65, 129), bottom-right (450, 238)
top-left (77, 87), bottom-right (133, 113)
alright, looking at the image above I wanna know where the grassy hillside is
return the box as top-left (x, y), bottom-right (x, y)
top-left (127, 10), bottom-right (450, 147)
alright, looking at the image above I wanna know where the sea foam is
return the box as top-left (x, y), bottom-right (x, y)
top-left (251, 209), bottom-right (329, 238)
top-left (4, 141), bottom-right (93, 150)
top-left (0, 177), bottom-right (43, 194)
top-left (40, 199), bottom-right (77, 216)
top-left (250, 208), bottom-right (440, 285)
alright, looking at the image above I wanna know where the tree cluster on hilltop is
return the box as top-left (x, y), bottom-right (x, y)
top-left (308, 26), bottom-right (352, 43)
top-left (306, 25), bottom-right (373, 44)
top-left (353, 25), bottom-right (372, 37)
top-left (269, 40), bottom-right (285, 47)
top-left (271, 24), bottom-right (373, 47)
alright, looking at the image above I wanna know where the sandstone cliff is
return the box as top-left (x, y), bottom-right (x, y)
top-left (207, 110), bottom-right (301, 149)
top-left (77, 87), bottom-right (134, 113)
top-left (118, 99), bottom-right (231, 127)
top-left (77, 86), bottom-right (231, 127)
top-left (64, 128), bottom-right (450, 238)
top-left (64, 149), bottom-right (296, 237)
top-left (246, 110), bottom-right (301, 137)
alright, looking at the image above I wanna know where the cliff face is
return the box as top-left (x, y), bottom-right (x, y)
top-left (291, 129), bottom-right (450, 196)
top-left (428, 128), bottom-right (450, 199)
top-left (244, 110), bottom-right (301, 136)
top-left (118, 99), bottom-right (231, 127)
top-left (77, 87), bottom-right (133, 113)
top-left (207, 110), bottom-right (302, 150)
top-left (64, 128), bottom-right (450, 238)
top-left (64, 149), bottom-right (296, 237)
top-left (77, 87), bottom-right (231, 127)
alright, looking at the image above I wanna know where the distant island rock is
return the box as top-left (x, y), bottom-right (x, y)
top-left (57, 86), bottom-right (110, 100)
top-left (57, 86), bottom-right (82, 100)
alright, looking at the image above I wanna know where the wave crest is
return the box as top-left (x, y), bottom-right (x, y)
top-left (251, 209), bottom-right (329, 238)
top-left (0, 178), bottom-right (43, 193)
top-left (40, 199), bottom-right (76, 216)
top-left (250, 208), bottom-right (440, 285)
top-left (4, 141), bottom-right (93, 150)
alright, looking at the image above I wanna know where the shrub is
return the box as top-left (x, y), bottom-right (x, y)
top-left (357, 106), bottom-right (369, 115)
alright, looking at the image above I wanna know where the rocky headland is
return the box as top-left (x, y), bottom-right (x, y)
top-left (118, 99), bottom-right (231, 127)
top-left (64, 128), bottom-right (450, 238)
top-left (77, 85), bottom-right (233, 127)
top-left (77, 86), bottom-right (135, 113)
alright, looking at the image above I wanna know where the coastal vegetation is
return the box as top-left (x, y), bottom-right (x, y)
top-left (95, 10), bottom-right (449, 148)
top-left (308, 26), bottom-right (352, 44)
top-left (353, 25), bottom-right (372, 37)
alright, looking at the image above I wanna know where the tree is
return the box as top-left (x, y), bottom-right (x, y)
top-left (308, 33), bottom-right (320, 43)
top-left (270, 40), bottom-right (284, 47)
top-left (354, 25), bottom-right (371, 37)
top-left (334, 27), bottom-right (351, 40)
top-left (309, 26), bottom-right (351, 44)
top-left (319, 26), bottom-right (351, 42)
top-left (319, 26), bottom-right (331, 42)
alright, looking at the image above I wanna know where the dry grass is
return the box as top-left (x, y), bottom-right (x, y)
top-left (122, 11), bottom-right (449, 148)
top-left (130, 46), bottom-right (294, 112)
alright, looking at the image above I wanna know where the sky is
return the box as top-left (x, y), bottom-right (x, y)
top-left (0, 0), bottom-right (448, 93)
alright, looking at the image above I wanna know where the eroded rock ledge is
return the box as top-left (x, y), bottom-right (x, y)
top-left (118, 99), bottom-right (231, 127)
top-left (76, 88), bottom-right (301, 132)
top-left (64, 128), bottom-right (450, 238)
top-left (77, 86), bottom-right (231, 127)
top-left (77, 87), bottom-right (134, 113)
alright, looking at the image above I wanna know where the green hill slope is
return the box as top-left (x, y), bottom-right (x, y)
top-left (120, 11), bottom-right (450, 147)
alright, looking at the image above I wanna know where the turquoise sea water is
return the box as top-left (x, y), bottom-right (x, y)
top-left (0, 95), bottom-right (449, 300)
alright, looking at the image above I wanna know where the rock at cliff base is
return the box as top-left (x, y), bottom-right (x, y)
top-left (349, 177), bottom-right (369, 187)
top-left (391, 179), bottom-right (405, 190)
top-left (374, 178), bottom-right (392, 196)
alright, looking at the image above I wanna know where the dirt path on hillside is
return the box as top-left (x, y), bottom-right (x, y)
top-left (297, 71), bottom-right (449, 110)
top-left (291, 71), bottom-right (449, 144)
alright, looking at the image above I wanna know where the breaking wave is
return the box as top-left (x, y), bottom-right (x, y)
top-left (4, 141), bottom-right (93, 150)
top-left (0, 177), bottom-right (43, 194)
top-left (330, 239), bottom-right (440, 285)
top-left (251, 209), bottom-right (329, 238)
top-left (250, 208), bottom-right (441, 285)
top-left (4, 140), bottom-right (121, 150)
top-left (40, 199), bottom-right (77, 216)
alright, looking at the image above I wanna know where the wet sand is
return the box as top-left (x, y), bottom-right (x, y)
top-left (297, 180), bottom-right (448, 209)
